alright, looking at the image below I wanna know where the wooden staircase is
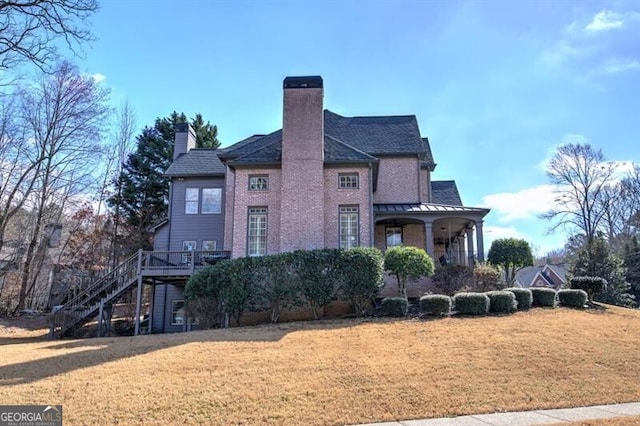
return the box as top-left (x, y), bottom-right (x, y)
top-left (49, 253), bottom-right (140, 338)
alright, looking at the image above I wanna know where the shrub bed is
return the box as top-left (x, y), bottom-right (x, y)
top-left (453, 292), bottom-right (489, 316)
top-left (505, 287), bottom-right (532, 310)
top-left (558, 289), bottom-right (588, 308)
top-left (419, 295), bottom-right (452, 316)
top-left (486, 290), bottom-right (517, 313)
top-left (530, 287), bottom-right (557, 307)
top-left (381, 297), bottom-right (408, 317)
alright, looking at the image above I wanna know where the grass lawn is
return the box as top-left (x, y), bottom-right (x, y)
top-left (1, 306), bottom-right (640, 425)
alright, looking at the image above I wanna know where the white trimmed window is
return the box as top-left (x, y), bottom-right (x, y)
top-left (171, 300), bottom-right (185, 325)
top-left (386, 227), bottom-right (403, 248)
top-left (339, 206), bottom-right (359, 249)
top-left (248, 207), bottom-right (268, 256)
top-left (202, 240), bottom-right (217, 251)
top-left (249, 175), bottom-right (269, 191)
top-left (338, 173), bottom-right (359, 189)
top-left (201, 188), bottom-right (222, 214)
top-left (185, 188), bottom-right (199, 214)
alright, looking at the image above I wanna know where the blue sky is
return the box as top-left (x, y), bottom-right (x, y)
top-left (78, 0), bottom-right (639, 256)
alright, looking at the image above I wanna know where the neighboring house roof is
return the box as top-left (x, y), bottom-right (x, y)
top-left (165, 148), bottom-right (226, 177)
top-left (219, 109), bottom-right (432, 166)
top-left (431, 180), bottom-right (462, 206)
top-left (514, 264), bottom-right (569, 289)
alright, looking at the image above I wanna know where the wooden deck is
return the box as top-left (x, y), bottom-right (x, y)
top-left (139, 250), bottom-right (231, 281)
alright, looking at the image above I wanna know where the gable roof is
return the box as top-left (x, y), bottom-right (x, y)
top-left (515, 264), bottom-right (568, 288)
top-left (165, 149), bottom-right (226, 177)
top-left (431, 180), bottom-right (463, 206)
top-left (219, 109), bottom-right (433, 167)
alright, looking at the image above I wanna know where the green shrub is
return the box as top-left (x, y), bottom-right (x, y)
top-left (530, 287), bottom-right (557, 307)
top-left (486, 290), bottom-right (517, 313)
top-left (381, 297), bottom-right (408, 317)
top-left (185, 264), bottom-right (228, 328)
top-left (338, 247), bottom-right (384, 316)
top-left (384, 246), bottom-right (435, 298)
top-left (453, 292), bottom-right (489, 315)
top-left (558, 289), bottom-right (588, 308)
top-left (570, 276), bottom-right (607, 304)
top-left (294, 249), bottom-right (342, 319)
top-left (253, 253), bottom-right (299, 323)
top-left (505, 287), bottom-right (532, 310)
top-left (419, 294), bottom-right (452, 316)
top-left (432, 264), bottom-right (474, 296)
top-left (473, 263), bottom-right (504, 292)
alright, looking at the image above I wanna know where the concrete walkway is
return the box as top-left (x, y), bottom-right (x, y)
top-left (358, 402), bottom-right (640, 425)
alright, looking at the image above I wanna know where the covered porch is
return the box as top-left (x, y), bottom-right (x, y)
top-left (373, 203), bottom-right (490, 265)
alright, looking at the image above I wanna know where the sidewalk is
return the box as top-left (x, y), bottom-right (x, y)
top-left (358, 402), bottom-right (640, 425)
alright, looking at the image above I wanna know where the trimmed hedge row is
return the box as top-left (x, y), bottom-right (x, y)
top-left (186, 247), bottom-right (384, 326)
top-left (531, 287), bottom-right (557, 307)
top-left (382, 297), bottom-right (408, 317)
top-left (453, 292), bottom-right (489, 315)
top-left (420, 295), bottom-right (452, 316)
top-left (486, 290), bottom-right (517, 313)
top-left (558, 289), bottom-right (587, 308)
top-left (505, 287), bottom-right (532, 310)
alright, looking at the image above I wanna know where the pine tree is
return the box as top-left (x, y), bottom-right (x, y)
top-left (108, 112), bottom-right (220, 251)
top-left (623, 236), bottom-right (640, 307)
top-left (571, 236), bottom-right (634, 307)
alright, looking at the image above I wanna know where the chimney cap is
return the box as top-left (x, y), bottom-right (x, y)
top-left (283, 76), bottom-right (323, 89)
top-left (175, 122), bottom-right (193, 133)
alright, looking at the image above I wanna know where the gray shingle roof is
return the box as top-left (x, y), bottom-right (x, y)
top-left (220, 109), bottom-right (433, 166)
top-left (373, 203), bottom-right (489, 214)
top-left (165, 149), bottom-right (226, 176)
top-left (431, 180), bottom-right (463, 206)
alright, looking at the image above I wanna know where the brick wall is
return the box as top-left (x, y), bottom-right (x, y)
top-left (373, 157), bottom-right (422, 204)
top-left (323, 166), bottom-right (372, 248)
top-left (229, 168), bottom-right (282, 258)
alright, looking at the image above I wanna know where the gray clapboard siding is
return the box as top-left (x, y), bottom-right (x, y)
top-left (151, 284), bottom-right (186, 333)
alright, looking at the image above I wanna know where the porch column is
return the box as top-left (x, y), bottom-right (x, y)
top-left (459, 235), bottom-right (466, 266)
top-left (476, 221), bottom-right (485, 263)
top-left (466, 227), bottom-right (475, 265)
top-left (424, 221), bottom-right (434, 258)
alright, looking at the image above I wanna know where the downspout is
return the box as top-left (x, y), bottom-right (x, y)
top-left (370, 163), bottom-right (375, 247)
top-left (161, 283), bottom-right (167, 333)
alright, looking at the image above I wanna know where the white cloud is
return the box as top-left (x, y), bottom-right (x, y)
top-left (91, 73), bottom-right (106, 83)
top-left (585, 10), bottom-right (625, 32)
top-left (482, 185), bottom-right (557, 223)
top-left (540, 40), bottom-right (593, 66)
top-left (602, 58), bottom-right (640, 74)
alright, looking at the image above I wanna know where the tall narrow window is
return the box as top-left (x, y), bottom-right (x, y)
top-left (338, 173), bottom-right (359, 189)
top-left (171, 300), bottom-right (185, 325)
top-left (386, 227), bottom-right (403, 248)
top-left (339, 206), bottom-right (359, 249)
top-left (247, 207), bottom-right (268, 256)
top-left (249, 175), bottom-right (269, 191)
top-left (201, 188), bottom-right (222, 213)
top-left (185, 188), bottom-right (199, 214)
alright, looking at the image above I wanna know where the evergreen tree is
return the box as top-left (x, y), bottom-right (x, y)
top-left (571, 236), bottom-right (634, 307)
top-left (623, 236), bottom-right (640, 306)
top-left (108, 112), bottom-right (220, 251)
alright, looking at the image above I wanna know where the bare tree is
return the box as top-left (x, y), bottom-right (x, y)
top-left (13, 60), bottom-right (110, 312)
top-left (541, 143), bottom-right (618, 250)
top-left (0, 0), bottom-right (98, 73)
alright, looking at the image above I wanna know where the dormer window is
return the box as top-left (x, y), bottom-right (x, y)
top-left (338, 173), bottom-right (359, 189)
top-left (249, 175), bottom-right (269, 191)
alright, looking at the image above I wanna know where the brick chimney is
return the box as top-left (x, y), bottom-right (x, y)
top-left (280, 76), bottom-right (325, 252)
top-left (174, 122), bottom-right (196, 160)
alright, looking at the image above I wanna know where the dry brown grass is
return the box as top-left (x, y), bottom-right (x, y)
top-left (1, 306), bottom-right (640, 425)
top-left (561, 417), bottom-right (640, 425)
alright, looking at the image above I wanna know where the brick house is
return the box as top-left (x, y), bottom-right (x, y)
top-left (149, 75), bottom-right (490, 332)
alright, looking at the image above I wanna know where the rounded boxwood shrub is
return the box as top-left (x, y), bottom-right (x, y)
top-left (558, 289), bottom-right (588, 308)
top-left (419, 294), bottom-right (452, 316)
top-left (530, 287), bottom-right (557, 307)
top-left (486, 290), bottom-right (517, 314)
top-left (453, 292), bottom-right (489, 316)
top-left (381, 297), bottom-right (408, 317)
top-left (505, 287), bottom-right (532, 310)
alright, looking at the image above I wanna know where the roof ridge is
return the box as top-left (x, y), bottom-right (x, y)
top-left (232, 139), bottom-right (281, 162)
top-left (324, 134), bottom-right (378, 160)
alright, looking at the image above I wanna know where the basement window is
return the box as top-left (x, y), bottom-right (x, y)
top-left (171, 300), bottom-right (185, 325)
